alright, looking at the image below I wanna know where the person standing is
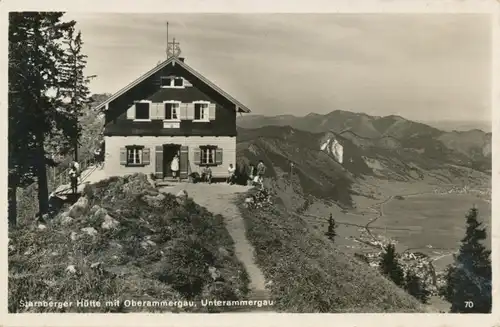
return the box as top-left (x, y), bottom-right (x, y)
top-left (171, 153), bottom-right (180, 182)
top-left (69, 164), bottom-right (78, 194)
top-left (256, 160), bottom-right (266, 189)
top-left (227, 163), bottom-right (236, 184)
top-left (94, 148), bottom-right (102, 167)
top-left (201, 165), bottom-right (212, 184)
top-left (248, 163), bottom-right (255, 186)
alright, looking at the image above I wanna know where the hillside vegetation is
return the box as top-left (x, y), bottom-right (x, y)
top-left (237, 188), bottom-right (431, 313)
top-left (9, 174), bottom-right (249, 313)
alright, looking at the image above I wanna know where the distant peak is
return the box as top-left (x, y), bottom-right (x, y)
top-left (385, 114), bottom-right (406, 121)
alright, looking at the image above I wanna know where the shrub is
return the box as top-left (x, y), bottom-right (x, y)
top-left (404, 271), bottom-right (431, 304)
top-left (379, 243), bottom-right (405, 287)
top-left (325, 213), bottom-right (337, 243)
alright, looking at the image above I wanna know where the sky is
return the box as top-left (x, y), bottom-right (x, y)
top-left (64, 13), bottom-right (492, 122)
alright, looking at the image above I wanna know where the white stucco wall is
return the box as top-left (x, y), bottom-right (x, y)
top-left (104, 136), bottom-right (236, 178)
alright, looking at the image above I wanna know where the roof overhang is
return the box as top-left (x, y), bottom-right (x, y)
top-left (94, 57), bottom-right (251, 113)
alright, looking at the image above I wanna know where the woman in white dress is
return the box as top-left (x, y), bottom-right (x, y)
top-left (171, 153), bottom-right (180, 181)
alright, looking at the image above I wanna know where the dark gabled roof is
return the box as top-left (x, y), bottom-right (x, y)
top-left (94, 56), bottom-right (251, 113)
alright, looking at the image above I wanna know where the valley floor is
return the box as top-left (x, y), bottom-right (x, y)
top-left (304, 178), bottom-right (491, 266)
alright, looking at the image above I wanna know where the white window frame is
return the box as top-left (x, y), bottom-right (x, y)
top-left (163, 100), bottom-right (181, 122)
top-left (193, 101), bottom-right (210, 122)
top-left (127, 147), bottom-right (143, 165)
top-left (160, 76), bottom-right (184, 89)
top-left (133, 100), bottom-right (152, 122)
top-left (200, 147), bottom-right (216, 165)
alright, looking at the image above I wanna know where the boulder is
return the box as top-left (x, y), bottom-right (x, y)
top-left (66, 265), bottom-right (77, 274)
top-left (144, 189), bottom-right (160, 196)
top-left (93, 207), bottom-right (108, 222)
top-left (38, 224), bottom-right (47, 230)
top-left (176, 190), bottom-right (188, 204)
top-left (140, 239), bottom-right (157, 249)
top-left (208, 266), bottom-right (222, 281)
top-left (81, 227), bottom-right (98, 237)
top-left (142, 193), bottom-right (166, 207)
top-left (90, 262), bottom-right (102, 269)
top-left (60, 213), bottom-right (73, 225)
top-left (101, 214), bottom-right (119, 230)
top-left (89, 204), bottom-right (101, 215)
top-left (176, 190), bottom-right (188, 199)
top-left (218, 247), bottom-right (230, 258)
top-left (68, 196), bottom-right (89, 219)
top-left (70, 231), bottom-right (78, 241)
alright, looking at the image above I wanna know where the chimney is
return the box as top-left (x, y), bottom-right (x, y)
top-left (178, 57), bottom-right (185, 62)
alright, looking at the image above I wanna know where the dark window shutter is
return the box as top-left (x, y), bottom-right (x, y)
top-left (165, 103), bottom-right (172, 120)
top-left (215, 148), bottom-right (223, 165)
top-left (193, 147), bottom-right (201, 165)
top-left (120, 148), bottom-right (127, 165)
top-left (142, 147), bottom-right (150, 165)
top-left (180, 146), bottom-right (189, 178)
top-left (155, 146), bottom-right (163, 178)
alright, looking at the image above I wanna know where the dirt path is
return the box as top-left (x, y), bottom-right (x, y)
top-left (159, 183), bottom-right (271, 302)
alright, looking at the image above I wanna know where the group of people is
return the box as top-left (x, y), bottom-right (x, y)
top-left (197, 160), bottom-right (266, 188)
top-left (248, 160), bottom-right (266, 188)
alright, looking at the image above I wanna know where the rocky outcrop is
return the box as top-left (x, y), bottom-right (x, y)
top-left (320, 137), bottom-right (344, 164)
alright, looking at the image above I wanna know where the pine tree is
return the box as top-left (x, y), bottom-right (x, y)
top-left (405, 270), bottom-right (430, 303)
top-left (440, 207), bottom-right (491, 313)
top-left (379, 243), bottom-right (405, 287)
top-left (8, 12), bottom-right (91, 223)
top-left (57, 28), bottom-right (95, 161)
top-left (325, 213), bottom-right (337, 242)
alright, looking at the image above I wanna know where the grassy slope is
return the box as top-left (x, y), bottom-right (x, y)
top-left (9, 174), bottom-right (249, 313)
top-left (237, 188), bottom-right (430, 313)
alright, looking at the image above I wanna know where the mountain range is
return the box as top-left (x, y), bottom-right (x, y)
top-left (236, 110), bottom-right (491, 207)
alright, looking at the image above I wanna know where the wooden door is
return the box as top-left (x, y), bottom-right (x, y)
top-left (179, 146), bottom-right (189, 179)
top-left (155, 145), bottom-right (163, 179)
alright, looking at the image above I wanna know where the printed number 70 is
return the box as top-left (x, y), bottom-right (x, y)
top-left (464, 301), bottom-right (474, 308)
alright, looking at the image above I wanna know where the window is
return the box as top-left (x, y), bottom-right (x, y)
top-left (200, 147), bottom-right (216, 165)
top-left (160, 77), bottom-right (172, 87)
top-left (127, 147), bottom-right (143, 165)
top-left (160, 76), bottom-right (184, 88)
top-left (164, 102), bottom-right (180, 120)
top-left (135, 102), bottom-right (150, 120)
top-left (194, 102), bottom-right (209, 121)
top-left (174, 78), bottom-right (184, 87)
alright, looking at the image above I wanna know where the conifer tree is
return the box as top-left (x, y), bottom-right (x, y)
top-left (8, 12), bottom-right (91, 223)
top-left (404, 270), bottom-right (430, 304)
top-left (325, 213), bottom-right (337, 242)
top-left (379, 243), bottom-right (405, 287)
top-left (440, 207), bottom-right (491, 313)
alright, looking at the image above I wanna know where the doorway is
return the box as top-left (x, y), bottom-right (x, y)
top-left (163, 144), bottom-right (181, 178)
